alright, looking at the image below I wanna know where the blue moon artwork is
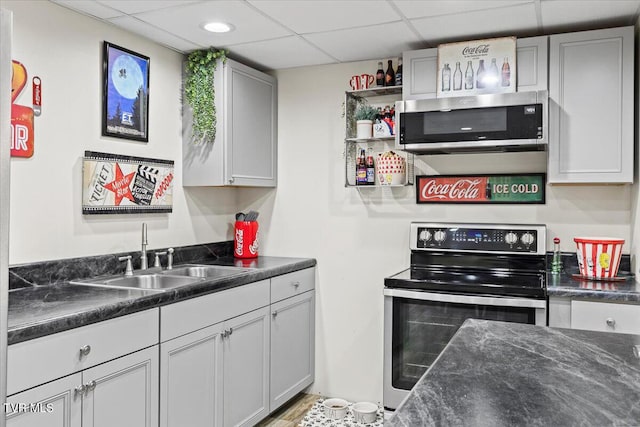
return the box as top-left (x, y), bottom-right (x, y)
top-left (105, 45), bottom-right (149, 140)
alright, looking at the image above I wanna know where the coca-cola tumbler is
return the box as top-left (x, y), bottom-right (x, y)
top-left (234, 220), bottom-right (259, 258)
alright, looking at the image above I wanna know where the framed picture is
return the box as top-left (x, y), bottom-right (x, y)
top-left (436, 36), bottom-right (516, 98)
top-left (102, 42), bottom-right (150, 142)
top-left (82, 151), bottom-right (174, 214)
top-left (416, 173), bottom-right (545, 204)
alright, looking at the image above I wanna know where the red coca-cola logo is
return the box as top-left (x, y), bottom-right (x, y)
top-left (235, 228), bottom-right (244, 256)
top-left (419, 177), bottom-right (486, 201)
top-left (462, 44), bottom-right (489, 56)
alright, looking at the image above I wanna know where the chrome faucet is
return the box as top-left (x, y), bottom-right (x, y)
top-left (141, 223), bottom-right (148, 270)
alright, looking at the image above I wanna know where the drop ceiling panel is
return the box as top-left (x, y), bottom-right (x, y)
top-left (108, 16), bottom-right (202, 52)
top-left (132, 1), bottom-right (292, 47)
top-left (393, 0), bottom-right (533, 19)
top-left (304, 22), bottom-right (421, 62)
top-left (540, 0), bottom-right (640, 27)
top-left (248, 0), bottom-right (402, 34)
top-left (411, 3), bottom-right (539, 44)
top-left (229, 37), bottom-right (338, 70)
top-left (51, 0), bottom-right (123, 19)
top-left (97, 0), bottom-right (200, 15)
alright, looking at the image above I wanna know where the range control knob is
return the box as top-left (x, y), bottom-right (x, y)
top-left (419, 230), bottom-right (432, 242)
top-left (521, 232), bottom-right (535, 246)
top-left (433, 230), bottom-right (447, 243)
top-left (505, 232), bottom-right (518, 245)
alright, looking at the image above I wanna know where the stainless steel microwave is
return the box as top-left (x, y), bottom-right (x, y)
top-left (395, 90), bottom-right (547, 154)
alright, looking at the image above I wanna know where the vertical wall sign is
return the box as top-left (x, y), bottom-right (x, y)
top-left (10, 60), bottom-right (35, 157)
top-left (437, 36), bottom-right (516, 98)
top-left (102, 42), bottom-right (150, 142)
top-left (82, 151), bottom-right (173, 214)
top-left (416, 174), bottom-right (545, 204)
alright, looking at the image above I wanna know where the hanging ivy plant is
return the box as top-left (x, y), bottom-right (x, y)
top-left (184, 48), bottom-right (228, 144)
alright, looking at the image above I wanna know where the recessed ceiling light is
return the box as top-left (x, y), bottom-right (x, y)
top-left (202, 22), bottom-right (234, 33)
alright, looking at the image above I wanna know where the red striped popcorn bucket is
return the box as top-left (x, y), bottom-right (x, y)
top-left (574, 237), bottom-right (624, 279)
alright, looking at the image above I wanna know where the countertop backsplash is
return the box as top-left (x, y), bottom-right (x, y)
top-left (9, 241), bottom-right (233, 290)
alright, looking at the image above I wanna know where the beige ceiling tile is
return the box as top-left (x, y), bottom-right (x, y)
top-left (393, 0), bottom-right (534, 19)
top-left (410, 3), bottom-right (538, 44)
top-left (304, 22), bottom-right (421, 62)
top-left (132, 1), bottom-right (292, 47)
top-left (229, 36), bottom-right (338, 70)
top-left (51, 0), bottom-right (124, 19)
top-left (248, 0), bottom-right (401, 33)
top-left (97, 0), bottom-right (200, 15)
top-left (108, 15), bottom-right (202, 52)
top-left (540, 0), bottom-right (640, 28)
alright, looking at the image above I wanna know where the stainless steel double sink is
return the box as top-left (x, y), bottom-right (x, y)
top-left (70, 264), bottom-right (251, 292)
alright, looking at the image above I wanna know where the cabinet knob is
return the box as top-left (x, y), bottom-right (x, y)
top-left (74, 385), bottom-right (86, 399)
top-left (86, 380), bottom-right (97, 392)
top-left (221, 330), bottom-right (227, 339)
top-left (228, 327), bottom-right (233, 336)
top-left (228, 177), bottom-right (235, 184)
top-left (606, 318), bottom-right (616, 328)
top-left (272, 310), bottom-right (278, 317)
top-left (292, 281), bottom-right (300, 288)
top-left (79, 345), bottom-right (91, 359)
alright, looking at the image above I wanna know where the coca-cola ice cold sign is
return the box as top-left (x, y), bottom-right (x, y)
top-left (416, 174), bottom-right (545, 204)
top-left (436, 36), bottom-right (516, 98)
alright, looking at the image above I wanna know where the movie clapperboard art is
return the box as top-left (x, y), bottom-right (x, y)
top-left (82, 151), bottom-right (174, 214)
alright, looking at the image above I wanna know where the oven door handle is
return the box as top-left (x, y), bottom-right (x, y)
top-left (383, 288), bottom-right (547, 309)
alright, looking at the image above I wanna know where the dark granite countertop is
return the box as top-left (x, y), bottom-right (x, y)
top-left (546, 254), bottom-right (639, 302)
top-left (387, 319), bottom-right (640, 427)
top-left (8, 255), bottom-right (316, 345)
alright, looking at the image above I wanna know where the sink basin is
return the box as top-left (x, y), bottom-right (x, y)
top-left (161, 264), bottom-right (251, 279)
top-left (72, 274), bottom-right (203, 292)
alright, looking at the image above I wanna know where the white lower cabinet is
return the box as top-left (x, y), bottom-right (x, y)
top-left (7, 346), bottom-right (159, 427)
top-left (549, 296), bottom-right (640, 334)
top-left (270, 291), bottom-right (315, 412)
top-left (7, 374), bottom-right (81, 427)
top-left (160, 307), bottom-right (270, 427)
top-left (160, 268), bottom-right (316, 427)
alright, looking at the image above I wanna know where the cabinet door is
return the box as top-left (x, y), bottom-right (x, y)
top-left (270, 291), bottom-right (315, 412)
top-left (403, 48), bottom-right (438, 100)
top-left (571, 300), bottom-right (640, 334)
top-left (225, 60), bottom-right (277, 187)
top-left (81, 346), bottom-right (159, 427)
top-left (6, 374), bottom-right (81, 427)
top-left (515, 36), bottom-right (548, 92)
top-left (160, 323), bottom-right (224, 427)
top-left (548, 27), bottom-right (634, 183)
top-left (222, 307), bottom-right (270, 427)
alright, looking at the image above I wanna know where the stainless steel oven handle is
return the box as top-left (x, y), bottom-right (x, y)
top-left (383, 288), bottom-right (547, 309)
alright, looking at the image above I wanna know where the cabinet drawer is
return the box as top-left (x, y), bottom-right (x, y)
top-left (161, 279), bottom-right (270, 342)
top-left (8, 308), bottom-right (159, 396)
top-left (571, 300), bottom-right (640, 334)
top-left (271, 268), bottom-right (315, 303)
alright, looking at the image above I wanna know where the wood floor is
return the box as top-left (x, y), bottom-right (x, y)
top-left (256, 393), bottom-right (320, 427)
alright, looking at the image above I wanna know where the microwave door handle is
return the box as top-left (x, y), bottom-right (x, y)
top-left (383, 288), bottom-right (546, 309)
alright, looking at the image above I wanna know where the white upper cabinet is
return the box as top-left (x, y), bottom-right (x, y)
top-left (183, 58), bottom-right (277, 187)
top-left (403, 36), bottom-right (548, 100)
top-left (548, 26), bottom-right (634, 183)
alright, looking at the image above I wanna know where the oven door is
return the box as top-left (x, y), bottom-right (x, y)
top-left (383, 288), bottom-right (547, 411)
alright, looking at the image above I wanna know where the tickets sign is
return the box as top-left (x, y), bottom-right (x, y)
top-left (82, 151), bottom-right (174, 214)
top-left (416, 174), bottom-right (545, 204)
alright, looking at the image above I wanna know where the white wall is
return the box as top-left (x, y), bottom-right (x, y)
top-left (237, 59), bottom-right (633, 404)
top-left (6, 0), bottom-right (637, 407)
top-left (6, 1), bottom-right (238, 265)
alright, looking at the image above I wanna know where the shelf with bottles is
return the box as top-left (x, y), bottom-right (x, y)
top-left (344, 139), bottom-right (414, 188)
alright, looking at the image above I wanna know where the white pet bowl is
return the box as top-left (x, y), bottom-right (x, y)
top-left (352, 401), bottom-right (378, 424)
top-left (323, 398), bottom-right (348, 420)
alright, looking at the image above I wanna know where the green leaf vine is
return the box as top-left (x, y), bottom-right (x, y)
top-left (184, 48), bottom-right (228, 144)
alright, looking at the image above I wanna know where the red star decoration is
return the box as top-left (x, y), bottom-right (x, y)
top-left (102, 163), bottom-right (136, 206)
